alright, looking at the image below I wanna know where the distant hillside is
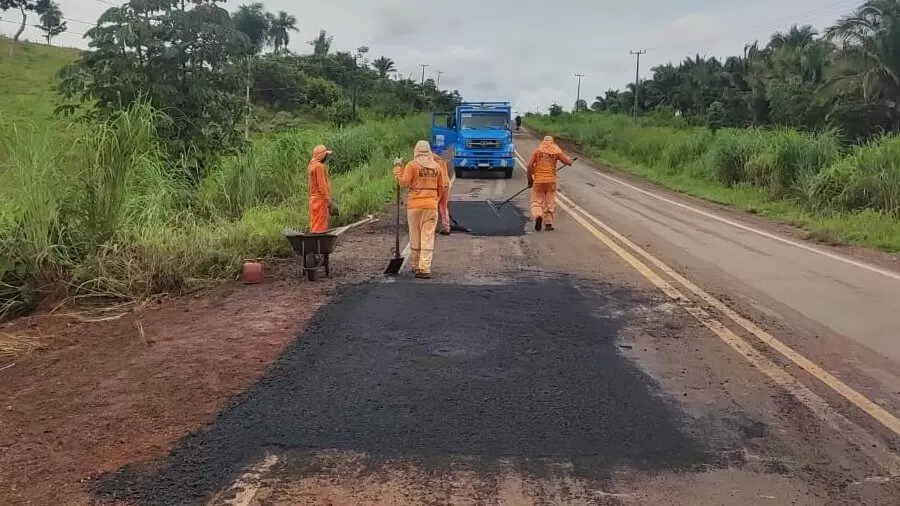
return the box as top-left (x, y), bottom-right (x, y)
top-left (0, 38), bottom-right (80, 126)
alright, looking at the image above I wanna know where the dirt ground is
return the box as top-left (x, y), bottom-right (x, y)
top-left (0, 217), bottom-right (398, 506)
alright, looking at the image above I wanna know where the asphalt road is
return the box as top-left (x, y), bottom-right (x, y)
top-left (93, 130), bottom-right (900, 505)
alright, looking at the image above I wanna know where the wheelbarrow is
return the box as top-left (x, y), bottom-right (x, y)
top-left (282, 215), bottom-right (376, 281)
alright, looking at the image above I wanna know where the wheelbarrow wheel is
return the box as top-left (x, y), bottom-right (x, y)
top-left (304, 253), bottom-right (317, 282)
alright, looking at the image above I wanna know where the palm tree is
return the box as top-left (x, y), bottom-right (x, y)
top-left (372, 56), bottom-right (396, 78)
top-left (769, 24), bottom-right (818, 51)
top-left (309, 29), bottom-right (333, 55)
top-left (232, 3), bottom-right (270, 140)
top-left (267, 10), bottom-right (297, 54)
top-left (233, 3), bottom-right (270, 54)
top-left (35, 0), bottom-right (65, 46)
top-left (824, 0), bottom-right (900, 104)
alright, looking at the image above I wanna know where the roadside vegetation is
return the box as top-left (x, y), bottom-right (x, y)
top-left (531, 0), bottom-right (900, 252)
top-left (0, 0), bottom-right (451, 319)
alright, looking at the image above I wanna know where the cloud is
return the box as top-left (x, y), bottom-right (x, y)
top-left (661, 14), bottom-right (724, 47)
top-left (1, 0), bottom-right (852, 114)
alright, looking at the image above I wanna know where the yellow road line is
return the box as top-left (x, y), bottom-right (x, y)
top-left (557, 192), bottom-right (900, 439)
top-left (511, 149), bottom-right (900, 472)
top-left (554, 197), bottom-right (900, 475)
top-left (512, 149), bottom-right (900, 439)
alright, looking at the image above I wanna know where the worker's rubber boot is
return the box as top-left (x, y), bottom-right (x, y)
top-left (544, 224), bottom-right (554, 231)
top-left (439, 226), bottom-right (450, 235)
top-left (415, 272), bottom-right (432, 279)
top-left (534, 216), bottom-right (543, 232)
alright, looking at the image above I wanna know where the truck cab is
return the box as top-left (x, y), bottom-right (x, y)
top-left (430, 101), bottom-right (516, 179)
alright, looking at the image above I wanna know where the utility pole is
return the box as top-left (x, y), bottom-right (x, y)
top-left (630, 49), bottom-right (646, 119)
top-left (419, 64), bottom-right (429, 95)
top-left (574, 73), bottom-right (585, 111)
top-left (350, 46), bottom-right (369, 122)
top-left (435, 70), bottom-right (443, 88)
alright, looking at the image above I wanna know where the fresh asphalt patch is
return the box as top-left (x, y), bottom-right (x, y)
top-left (449, 200), bottom-right (528, 237)
top-left (92, 275), bottom-right (713, 505)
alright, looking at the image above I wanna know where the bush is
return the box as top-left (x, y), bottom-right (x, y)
top-left (0, 105), bottom-right (431, 317)
top-left (811, 135), bottom-right (900, 215)
top-left (743, 128), bottom-right (841, 198)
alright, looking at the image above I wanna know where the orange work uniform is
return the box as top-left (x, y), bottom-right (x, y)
top-left (526, 136), bottom-right (573, 230)
top-left (308, 145), bottom-right (333, 233)
top-left (394, 141), bottom-right (449, 276)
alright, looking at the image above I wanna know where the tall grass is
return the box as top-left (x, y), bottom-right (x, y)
top-left (0, 105), bottom-right (429, 317)
top-left (530, 112), bottom-right (900, 251)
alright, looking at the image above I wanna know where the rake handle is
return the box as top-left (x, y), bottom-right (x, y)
top-left (500, 157), bottom-right (578, 208)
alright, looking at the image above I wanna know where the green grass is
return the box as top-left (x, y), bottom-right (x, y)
top-left (0, 38), bottom-right (80, 127)
top-left (0, 39), bottom-right (432, 318)
top-left (0, 102), bottom-right (429, 317)
top-left (529, 113), bottom-right (900, 253)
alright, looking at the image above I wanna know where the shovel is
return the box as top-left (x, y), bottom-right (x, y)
top-left (384, 183), bottom-right (405, 275)
top-left (449, 214), bottom-right (470, 233)
top-left (486, 157), bottom-right (576, 217)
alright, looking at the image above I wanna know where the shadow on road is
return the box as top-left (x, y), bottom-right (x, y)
top-left (92, 275), bottom-right (712, 505)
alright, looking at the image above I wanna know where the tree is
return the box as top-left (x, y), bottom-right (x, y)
top-left (372, 56), bottom-right (396, 78)
top-left (267, 10), bottom-right (297, 54)
top-left (233, 3), bottom-right (270, 139)
top-left (233, 3), bottom-right (270, 54)
top-left (310, 29), bottom-right (333, 55)
top-left (58, 0), bottom-right (250, 178)
top-left (549, 103), bottom-right (563, 117)
top-left (706, 100), bottom-right (726, 134)
top-left (574, 99), bottom-right (588, 112)
top-left (34, 0), bottom-right (65, 46)
top-left (824, 0), bottom-right (900, 128)
top-left (1, 0), bottom-right (46, 54)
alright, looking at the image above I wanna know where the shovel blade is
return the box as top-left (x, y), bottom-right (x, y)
top-left (383, 257), bottom-right (405, 275)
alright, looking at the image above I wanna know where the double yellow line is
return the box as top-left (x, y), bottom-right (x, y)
top-left (513, 151), bottom-right (900, 475)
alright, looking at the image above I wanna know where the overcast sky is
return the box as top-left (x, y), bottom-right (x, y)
top-left (2, 0), bottom-right (859, 113)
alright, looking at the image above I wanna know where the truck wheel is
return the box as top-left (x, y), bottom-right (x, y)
top-left (454, 168), bottom-right (463, 179)
top-left (504, 168), bottom-right (513, 179)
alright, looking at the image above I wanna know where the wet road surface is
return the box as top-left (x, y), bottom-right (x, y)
top-left (92, 131), bottom-right (900, 505)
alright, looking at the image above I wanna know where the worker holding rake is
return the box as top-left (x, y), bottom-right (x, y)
top-left (526, 136), bottom-right (573, 231)
top-left (393, 140), bottom-right (449, 279)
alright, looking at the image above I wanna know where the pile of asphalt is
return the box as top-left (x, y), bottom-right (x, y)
top-left (448, 201), bottom-right (528, 237)
top-left (92, 275), bottom-right (710, 505)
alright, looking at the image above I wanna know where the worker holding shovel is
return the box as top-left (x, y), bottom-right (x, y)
top-left (433, 150), bottom-right (452, 235)
top-left (526, 136), bottom-right (573, 231)
top-left (393, 140), bottom-right (449, 279)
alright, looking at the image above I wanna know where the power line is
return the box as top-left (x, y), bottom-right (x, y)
top-left (0, 18), bottom-right (86, 37)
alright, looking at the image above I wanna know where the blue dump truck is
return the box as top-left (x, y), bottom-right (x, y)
top-left (430, 101), bottom-right (516, 179)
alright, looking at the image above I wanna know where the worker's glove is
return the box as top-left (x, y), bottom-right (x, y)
top-left (329, 201), bottom-right (340, 217)
top-left (527, 176), bottom-right (534, 188)
top-left (393, 157), bottom-right (403, 166)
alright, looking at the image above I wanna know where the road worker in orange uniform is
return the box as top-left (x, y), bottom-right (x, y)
top-left (526, 136), bottom-right (573, 231)
top-left (393, 140), bottom-right (449, 278)
top-left (433, 150), bottom-right (451, 235)
top-left (308, 144), bottom-right (337, 233)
